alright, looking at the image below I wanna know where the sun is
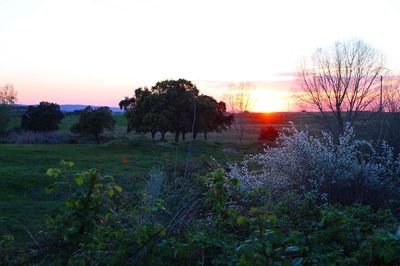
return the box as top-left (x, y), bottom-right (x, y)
top-left (250, 88), bottom-right (292, 113)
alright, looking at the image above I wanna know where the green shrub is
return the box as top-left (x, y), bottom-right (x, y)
top-left (0, 104), bottom-right (15, 135)
top-left (21, 102), bottom-right (64, 132)
top-left (1, 164), bottom-right (400, 265)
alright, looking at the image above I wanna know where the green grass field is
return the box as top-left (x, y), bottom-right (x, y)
top-left (59, 112), bottom-right (321, 143)
top-left (0, 111), bottom-right (365, 244)
top-left (0, 135), bottom-right (262, 244)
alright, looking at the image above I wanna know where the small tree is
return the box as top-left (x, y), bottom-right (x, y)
top-left (0, 85), bottom-right (17, 135)
top-left (258, 126), bottom-right (279, 142)
top-left (71, 106), bottom-right (115, 144)
top-left (0, 105), bottom-right (14, 135)
top-left (21, 102), bottom-right (64, 132)
top-left (225, 82), bottom-right (254, 141)
top-left (0, 84), bottom-right (17, 104)
top-left (195, 96), bottom-right (233, 140)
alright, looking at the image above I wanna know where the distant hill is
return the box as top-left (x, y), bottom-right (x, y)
top-left (15, 104), bottom-right (123, 114)
top-left (57, 105), bottom-right (123, 113)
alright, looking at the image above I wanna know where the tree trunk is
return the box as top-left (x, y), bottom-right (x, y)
top-left (193, 131), bottom-right (198, 140)
top-left (174, 131), bottom-right (180, 142)
top-left (95, 133), bottom-right (100, 144)
top-left (151, 131), bottom-right (156, 139)
top-left (182, 132), bottom-right (186, 141)
top-left (204, 131), bottom-right (207, 140)
top-left (160, 132), bottom-right (166, 141)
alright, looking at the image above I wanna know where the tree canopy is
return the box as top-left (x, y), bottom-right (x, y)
top-left (120, 79), bottom-right (233, 141)
top-left (70, 106), bottom-right (115, 144)
top-left (21, 102), bottom-right (64, 132)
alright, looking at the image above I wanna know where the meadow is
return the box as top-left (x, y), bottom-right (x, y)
top-left (0, 112), bottom-right (319, 242)
top-left (1, 113), bottom-right (270, 243)
top-left (2, 111), bottom-right (400, 265)
top-left (0, 111), bottom-right (383, 241)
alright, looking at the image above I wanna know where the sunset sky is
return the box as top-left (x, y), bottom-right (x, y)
top-left (0, 0), bottom-right (399, 112)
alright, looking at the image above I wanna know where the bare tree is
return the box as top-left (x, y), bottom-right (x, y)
top-left (375, 74), bottom-right (400, 149)
top-left (0, 84), bottom-right (17, 134)
top-left (298, 40), bottom-right (385, 135)
top-left (225, 82), bottom-right (254, 141)
top-left (382, 75), bottom-right (400, 112)
top-left (0, 84), bottom-right (17, 104)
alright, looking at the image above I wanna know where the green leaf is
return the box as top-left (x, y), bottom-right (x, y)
top-left (236, 216), bottom-right (248, 225)
top-left (45, 184), bottom-right (56, 193)
top-left (114, 185), bottom-right (123, 193)
top-left (230, 178), bottom-right (240, 187)
top-left (74, 175), bottom-right (84, 186)
top-left (107, 189), bottom-right (114, 198)
top-left (268, 214), bottom-right (278, 225)
top-left (2, 234), bottom-right (14, 241)
top-left (65, 199), bottom-right (75, 208)
top-left (46, 168), bottom-right (61, 178)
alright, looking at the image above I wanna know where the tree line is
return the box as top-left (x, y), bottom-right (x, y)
top-left (0, 79), bottom-right (233, 143)
top-left (2, 39), bottom-right (400, 144)
top-left (119, 79), bottom-right (233, 142)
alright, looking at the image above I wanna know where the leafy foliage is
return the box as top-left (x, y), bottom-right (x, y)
top-left (0, 104), bottom-right (15, 135)
top-left (120, 79), bottom-right (233, 141)
top-left (195, 95), bottom-right (233, 140)
top-left (258, 126), bottom-right (279, 142)
top-left (21, 102), bottom-right (65, 132)
top-left (1, 163), bottom-right (400, 265)
top-left (70, 106), bottom-right (115, 143)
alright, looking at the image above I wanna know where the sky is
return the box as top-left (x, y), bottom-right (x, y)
top-left (0, 0), bottom-right (399, 112)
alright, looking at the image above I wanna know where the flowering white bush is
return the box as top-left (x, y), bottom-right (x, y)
top-left (228, 123), bottom-right (400, 206)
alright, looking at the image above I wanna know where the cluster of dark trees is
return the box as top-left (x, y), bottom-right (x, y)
top-left (21, 102), bottom-right (65, 131)
top-left (71, 106), bottom-right (115, 144)
top-left (17, 102), bottom-right (115, 143)
top-left (8, 79), bottom-right (232, 143)
top-left (119, 79), bottom-right (233, 142)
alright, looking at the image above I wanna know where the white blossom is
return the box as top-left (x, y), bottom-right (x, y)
top-left (227, 123), bottom-right (400, 203)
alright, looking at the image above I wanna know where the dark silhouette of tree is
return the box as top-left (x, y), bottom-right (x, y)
top-left (119, 96), bottom-right (136, 111)
top-left (21, 102), bottom-right (64, 132)
top-left (0, 105), bottom-right (14, 135)
top-left (152, 79), bottom-right (199, 142)
top-left (140, 90), bottom-right (170, 140)
top-left (120, 87), bottom-right (170, 139)
top-left (120, 79), bottom-right (232, 142)
top-left (70, 106), bottom-right (115, 144)
top-left (298, 39), bottom-right (385, 136)
top-left (213, 101), bottom-right (234, 135)
top-left (194, 95), bottom-right (233, 140)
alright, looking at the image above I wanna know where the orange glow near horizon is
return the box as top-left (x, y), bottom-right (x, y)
top-left (1, 0), bottom-right (399, 111)
top-left (10, 78), bottom-right (297, 112)
top-left (250, 88), bottom-right (294, 113)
